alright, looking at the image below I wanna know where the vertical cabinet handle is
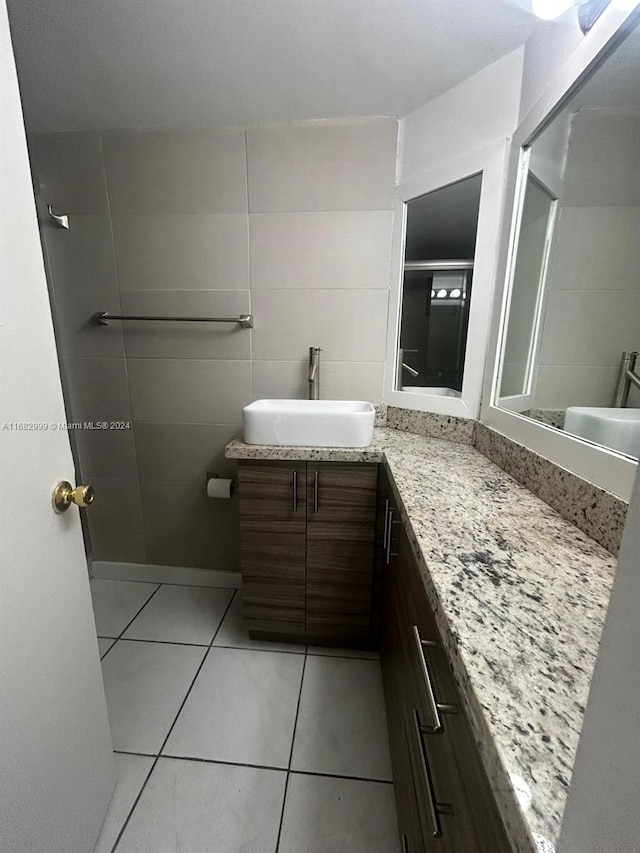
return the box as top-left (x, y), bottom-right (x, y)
top-left (382, 498), bottom-right (390, 548)
top-left (412, 625), bottom-right (457, 732)
top-left (411, 709), bottom-right (448, 838)
top-left (401, 833), bottom-right (410, 853)
top-left (292, 470), bottom-right (298, 512)
top-left (313, 470), bottom-right (319, 513)
top-left (385, 507), bottom-right (395, 564)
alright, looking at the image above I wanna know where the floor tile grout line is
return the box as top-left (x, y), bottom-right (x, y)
top-left (99, 635), bottom-right (306, 655)
top-left (109, 754), bottom-right (160, 853)
top-left (99, 584), bottom-right (241, 653)
top-left (113, 750), bottom-right (394, 785)
top-left (97, 584), bottom-right (163, 661)
top-left (209, 588), bottom-right (238, 647)
top-left (100, 636), bottom-right (213, 649)
top-left (306, 651), bottom-right (380, 660)
top-left (275, 646), bottom-right (308, 852)
top-left (109, 590), bottom-right (238, 852)
top-left (93, 577), bottom-right (240, 591)
top-left (274, 773), bottom-right (291, 853)
top-left (115, 583), bottom-right (163, 640)
top-left (287, 650), bottom-right (307, 771)
top-left (211, 642), bottom-right (305, 655)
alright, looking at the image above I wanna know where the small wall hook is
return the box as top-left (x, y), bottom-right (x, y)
top-left (47, 205), bottom-right (69, 229)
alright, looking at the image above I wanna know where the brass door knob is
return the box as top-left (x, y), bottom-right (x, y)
top-left (52, 481), bottom-right (96, 513)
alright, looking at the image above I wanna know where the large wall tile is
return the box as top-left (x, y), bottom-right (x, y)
top-left (252, 360), bottom-right (306, 400)
top-left (113, 214), bottom-right (249, 290)
top-left (120, 291), bottom-right (251, 360)
top-left (53, 287), bottom-right (124, 360)
top-left (547, 206), bottom-right (640, 293)
top-left (534, 364), bottom-right (619, 408)
top-left (563, 113), bottom-right (640, 207)
top-left (90, 530), bottom-right (146, 563)
top-left (538, 290), bottom-right (640, 368)
top-left (141, 479), bottom-right (240, 570)
top-left (63, 358), bottom-right (133, 422)
top-left (75, 426), bottom-right (138, 481)
top-left (87, 478), bottom-right (145, 563)
top-left (249, 211), bottom-right (393, 289)
top-left (321, 361), bottom-right (385, 401)
top-left (251, 289), bottom-right (389, 362)
top-left (134, 422), bottom-right (240, 481)
top-left (43, 215), bottom-right (119, 293)
top-left (103, 128), bottom-right (248, 214)
top-left (88, 478), bottom-right (144, 534)
top-left (247, 120), bottom-right (397, 212)
top-left (252, 360), bottom-right (384, 401)
top-left (127, 359), bottom-right (252, 424)
top-left (28, 132), bottom-right (108, 214)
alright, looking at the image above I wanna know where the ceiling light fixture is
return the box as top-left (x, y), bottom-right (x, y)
top-left (531, 0), bottom-right (574, 20)
top-left (531, 0), bottom-right (612, 31)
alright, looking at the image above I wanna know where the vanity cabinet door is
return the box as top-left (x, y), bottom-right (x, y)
top-left (382, 517), bottom-right (511, 853)
top-left (306, 463), bottom-right (378, 641)
top-left (238, 461), bottom-right (306, 534)
top-left (382, 533), bottom-right (426, 853)
top-left (238, 461), bottom-right (306, 635)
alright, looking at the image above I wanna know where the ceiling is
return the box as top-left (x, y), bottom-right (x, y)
top-left (7, 0), bottom-right (537, 132)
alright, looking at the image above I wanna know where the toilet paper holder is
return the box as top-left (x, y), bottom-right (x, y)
top-left (206, 472), bottom-right (236, 497)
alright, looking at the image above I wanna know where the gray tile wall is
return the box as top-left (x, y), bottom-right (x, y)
top-left (29, 119), bottom-right (397, 569)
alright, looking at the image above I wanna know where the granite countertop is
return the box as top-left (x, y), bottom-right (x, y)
top-left (226, 428), bottom-right (618, 852)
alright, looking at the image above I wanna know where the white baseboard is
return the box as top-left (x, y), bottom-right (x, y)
top-left (91, 561), bottom-right (241, 589)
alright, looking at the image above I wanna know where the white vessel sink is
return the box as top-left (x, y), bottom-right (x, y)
top-left (243, 399), bottom-right (375, 447)
top-left (564, 407), bottom-right (640, 457)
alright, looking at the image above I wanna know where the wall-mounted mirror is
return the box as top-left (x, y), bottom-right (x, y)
top-left (396, 174), bottom-right (482, 398)
top-left (496, 20), bottom-right (640, 461)
top-left (385, 145), bottom-right (506, 419)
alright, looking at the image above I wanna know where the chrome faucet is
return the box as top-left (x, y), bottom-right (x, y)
top-left (612, 351), bottom-right (640, 407)
top-left (308, 347), bottom-right (323, 400)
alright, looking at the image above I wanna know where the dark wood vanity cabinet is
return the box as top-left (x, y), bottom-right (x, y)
top-left (379, 473), bottom-right (511, 852)
top-left (237, 460), bottom-right (378, 645)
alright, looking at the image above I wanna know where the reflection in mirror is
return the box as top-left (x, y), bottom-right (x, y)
top-left (500, 174), bottom-right (555, 398)
top-left (396, 174), bottom-right (482, 396)
top-left (497, 22), bottom-right (640, 459)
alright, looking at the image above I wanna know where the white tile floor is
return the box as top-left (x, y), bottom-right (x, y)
top-left (92, 578), bottom-right (400, 853)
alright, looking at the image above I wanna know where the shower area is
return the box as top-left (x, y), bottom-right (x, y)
top-left (26, 129), bottom-right (247, 575)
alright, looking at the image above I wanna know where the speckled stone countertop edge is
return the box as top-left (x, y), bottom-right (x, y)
top-left (382, 463), bottom-right (539, 853)
top-left (226, 429), bottom-right (617, 852)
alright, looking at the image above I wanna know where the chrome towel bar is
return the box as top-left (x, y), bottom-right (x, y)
top-left (93, 312), bottom-right (254, 328)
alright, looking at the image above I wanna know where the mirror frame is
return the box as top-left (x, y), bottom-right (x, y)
top-left (481, 2), bottom-right (640, 501)
top-left (384, 142), bottom-right (508, 419)
top-left (498, 157), bottom-right (559, 412)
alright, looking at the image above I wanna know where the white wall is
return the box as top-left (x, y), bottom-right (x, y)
top-left (519, 14), bottom-right (584, 122)
top-left (397, 48), bottom-right (524, 185)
